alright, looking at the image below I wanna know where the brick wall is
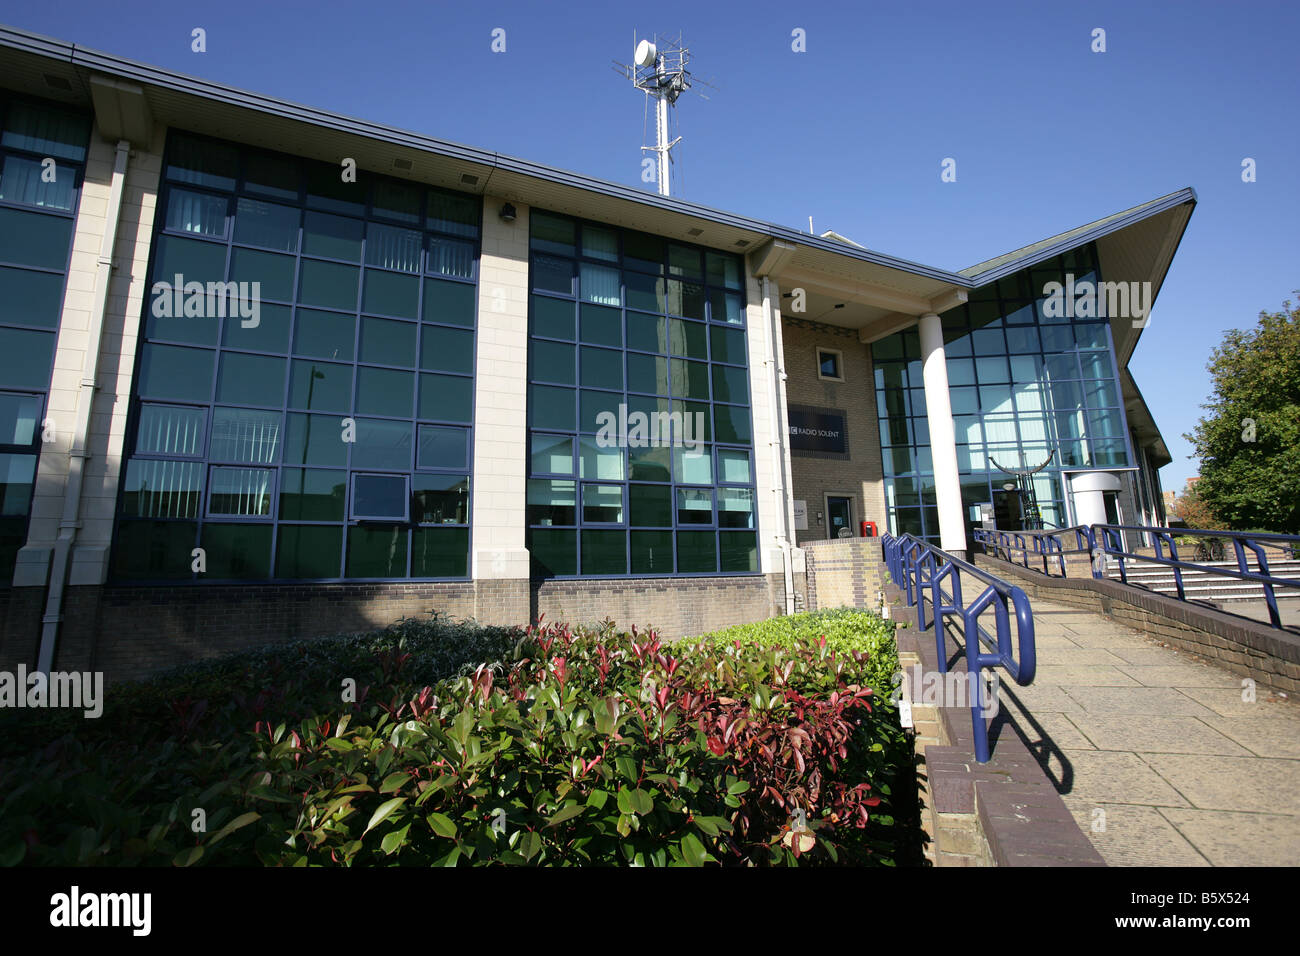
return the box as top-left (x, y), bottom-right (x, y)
top-left (780, 317), bottom-right (887, 546)
top-left (801, 537), bottom-right (882, 611)
top-left (0, 572), bottom-right (789, 684)
top-left (534, 574), bottom-right (786, 640)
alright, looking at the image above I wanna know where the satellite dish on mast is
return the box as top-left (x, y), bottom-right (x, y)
top-left (614, 32), bottom-right (716, 197)
top-left (634, 39), bottom-right (657, 67)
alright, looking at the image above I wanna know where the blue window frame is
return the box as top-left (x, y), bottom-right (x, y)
top-left (526, 209), bottom-right (757, 578)
top-left (0, 95), bottom-right (90, 585)
top-left (111, 130), bottom-right (480, 583)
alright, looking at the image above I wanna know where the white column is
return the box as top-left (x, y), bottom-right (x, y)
top-left (917, 312), bottom-right (967, 557)
top-left (470, 197), bottom-right (531, 580)
top-left (1069, 471), bottom-right (1120, 527)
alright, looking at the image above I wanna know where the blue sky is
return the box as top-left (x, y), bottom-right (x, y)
top-left (6, 0), bottom-right (1297, 493)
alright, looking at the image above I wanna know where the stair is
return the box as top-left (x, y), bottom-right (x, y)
top-left (1103, 558), bottom-right (1300, 603)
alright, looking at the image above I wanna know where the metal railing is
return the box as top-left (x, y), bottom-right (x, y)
top-left (973, 525), bottom-right (1092, 577)
top-left (882, 533), bottom-right (1036, 763)
top-left (974, 523), bottom-right (1300, 629)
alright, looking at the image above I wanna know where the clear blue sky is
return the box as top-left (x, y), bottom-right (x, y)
top-left (7, 0), bottom-right (1297, 494)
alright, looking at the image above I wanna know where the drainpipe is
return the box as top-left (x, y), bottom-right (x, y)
top-left (762, 276), bottom-right (796, 615)
top-left (37, 139), bottom-right (131, 674)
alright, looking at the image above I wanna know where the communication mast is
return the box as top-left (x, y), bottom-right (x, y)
top-left (614, 33), bottom-right (701, 198)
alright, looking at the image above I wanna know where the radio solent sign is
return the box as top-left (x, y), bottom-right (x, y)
top-left (788, 405), bottom-right (848, 458)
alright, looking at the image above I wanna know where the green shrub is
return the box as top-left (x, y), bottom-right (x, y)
top-left (696, 607), bottom-right (899, 699)
top-left (1, 613), bottom-right (911, 867)
top-left (0, 611), bottom-right (524, 758)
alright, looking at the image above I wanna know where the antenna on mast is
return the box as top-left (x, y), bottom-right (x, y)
top-left (612, 31), bottom-right (709, 198)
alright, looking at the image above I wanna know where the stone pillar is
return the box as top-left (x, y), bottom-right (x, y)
top-left (917, 312), bottom-right (967, 558)
top-left (468, 197), bottom-right (531, 621)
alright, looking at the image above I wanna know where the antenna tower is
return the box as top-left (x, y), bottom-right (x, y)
top-left (613, 32), bottom-right (701, 197)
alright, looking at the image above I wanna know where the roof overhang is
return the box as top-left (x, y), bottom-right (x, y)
top-left (1120, 367), bottom-right (1172, 468)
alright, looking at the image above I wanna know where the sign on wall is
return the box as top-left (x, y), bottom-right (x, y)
top-left (788, 405), bottom-right (849, 458)
top-left (792, 500), bottom-right (808, 530)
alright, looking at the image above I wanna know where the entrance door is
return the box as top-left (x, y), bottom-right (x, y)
top-left (992, 489), bottom-right (1024, 531)
top-left (826, 496), bottom-right (853, 539)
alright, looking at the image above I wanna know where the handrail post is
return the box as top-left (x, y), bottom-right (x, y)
top-left (1243, 537), bottom-right (1282, 628)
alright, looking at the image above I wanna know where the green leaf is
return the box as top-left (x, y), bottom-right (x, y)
top-left (380, 823), bottom-right (411, 855)
top-left (379, 772), bottom-right (409, 794)
top-left (173, 845), bottom-right (203, 867)
top-left (628, 788), bottom-right (653, 816)
top-left (727, 779), bottom-right (751, 795)
top-left (680, 832), bottom-right (711, 867)
top-left (363, 798), bottom-right (406, 836)
top-left (432, 845), bottom-right (461, 866)
top-left (519, 829), bottom-right (542, 861)
top-left (546, 803), bottom-right (587, 827)
top-left (246, 785), bottom-right (297, 804)
top-left (206, 811), bottom-right (260, 848)
top-left (586, 789), bottom-right (610, 810)
top-left (692, 815), bottom-right (731, 836)
top-left (427, 811), bottom-right (458, 838)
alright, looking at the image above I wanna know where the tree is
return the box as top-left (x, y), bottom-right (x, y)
top-left (1174, 481), bottom-right (1226, 531)
top-left (1184, 293), bottom-right (1300, 534)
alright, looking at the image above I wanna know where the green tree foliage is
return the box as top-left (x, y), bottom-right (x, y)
top-left (1185, 294), bottom-right (1300, 534)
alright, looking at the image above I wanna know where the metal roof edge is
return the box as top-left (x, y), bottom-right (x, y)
top-left (0, 25), bottom-right (1194, 298)
top-left (963, 188), bottom-right (1198, 287)
top-left (1, 24), bottom-right (973, 285)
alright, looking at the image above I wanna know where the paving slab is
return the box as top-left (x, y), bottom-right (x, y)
top-left (1007, 710), bottom-right (1096, 751)
top-left (1181, 686), bottom-right (1297, 719)
top-left (1107, 647), bottom-right (1202, 666)
top-left (1141, 754), bottom-right (1300, 814)
top-left (1118, 664), bottom-right (1244, 689)
top-left (1032, 647), bottom-right (1132, 666)
top-left (1062, 801), bottom-right (1210, 867)
top-left (1054, 749), bottom-right (1191, 808)
top-left (1032, 664), bottom-right (1142, 686)
top-left (1060, 685), bottom-right (1220, 717)
top-left (1065, 714), bottom-right (1252, 756)
top-left (1196, 714), bottom-right (1300, 759)
top-left (1158, 808), bottom-right (1300, 866)
top-left (998, 686), bottom-right (1092, 712)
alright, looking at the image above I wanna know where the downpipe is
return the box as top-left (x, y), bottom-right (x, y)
top-left (37, 139), bottom-right (131, 674)
top-left (762, 276), bottom-right (796, 615)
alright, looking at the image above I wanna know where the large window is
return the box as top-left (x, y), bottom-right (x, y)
top-left (111, 131), bottom-right (479, 582)
top-left (873, 243), bottom-right (1133, 540)
top-left (526, 210), bottom-right (757, 577)
top-left (0, 97), bottom-right (91, 583)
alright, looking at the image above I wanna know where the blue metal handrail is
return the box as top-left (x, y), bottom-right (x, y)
top-left (1090, 524), bottom-right (1300, 629)
top-left (974, 522), bottom-right (1300, 630)
top-left (882, 532), bottom-right (1036, 763)
top-left (973, 525), bottom-right (1092, 577)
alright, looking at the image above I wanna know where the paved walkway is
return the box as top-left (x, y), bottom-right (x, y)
top-left (997, 598), bottom-right (1300, 866)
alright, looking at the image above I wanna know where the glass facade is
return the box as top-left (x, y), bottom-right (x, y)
top-left (0, 97), bottom-right (91, 583)
top-left (873, 243), bottom-right (1132, 541)
top-left (526, 210), bottom-right (758, 577)
top-left (111, 131), bottom-right (479, 581)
